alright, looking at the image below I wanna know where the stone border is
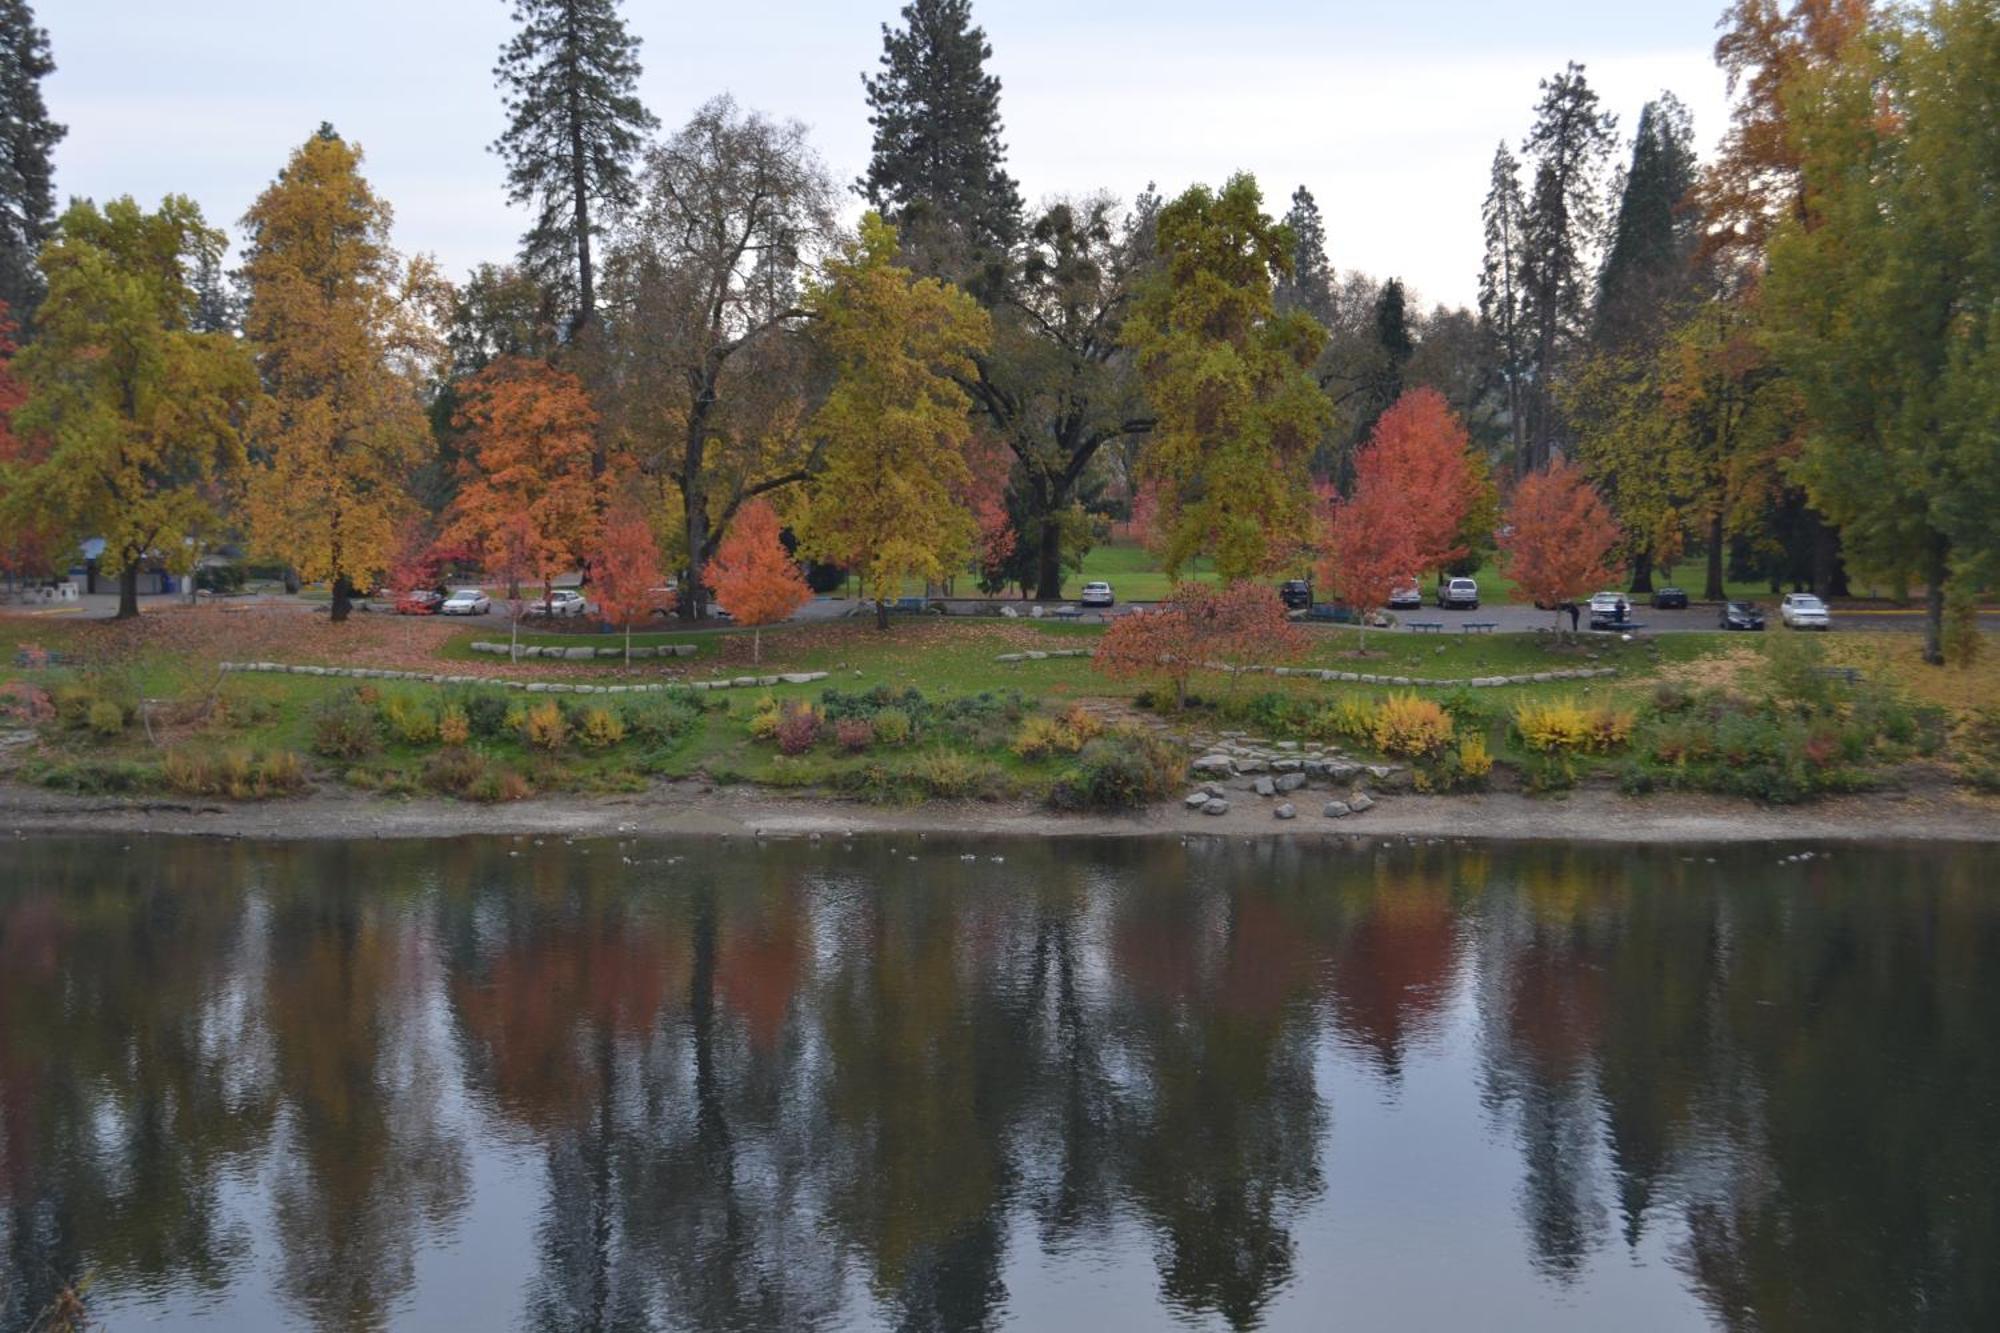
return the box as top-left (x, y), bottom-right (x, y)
top-left (992, 652), bottom-right (1618, 688)
top-left (216, 662), bottom-right (829, 695)
top-left (466, 641), bottom-right (699, 660)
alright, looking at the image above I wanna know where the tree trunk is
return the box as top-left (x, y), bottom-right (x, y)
top-left (874, 598), bottom-right (890, 631)
top-left (1704, 512), bottom-right (1726, 602)
top-left (1034, 516), bottom-right (1064, 601)
top-left (1922, 537), bottom-right (1948, 667)
top-left (752, 627), bottom-right (762, 663)
top-left (624, 621), bottom-right (632, 668)
top-left (115, 564), bottom-right (140, 620)
top-left (1628, 551), bottom-right (1654, 595)
top-left (330, 574), bottom-right (354, 624)
top-left (1811, 514), bottom-right (1848, 599)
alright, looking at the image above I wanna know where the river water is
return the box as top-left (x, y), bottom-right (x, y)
top-left (0, 835), bottom-right (1994, 1332)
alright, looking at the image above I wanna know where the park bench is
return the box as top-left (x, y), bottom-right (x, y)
top-left (1050, 606), bottom-right (1085, 620)
top-left (1408, 621), bottom-right (1444, 634)
top-left (13, 646), bottom-right (66, 668)
top-left (1461, 622), bottom-right (1497, 634)
top-left (1305, 603), bottom-right (1360, 624)
top-left (1814, 666), bottom-right (1863, 684)
top-left (890, 596), bottom-right (931, 615)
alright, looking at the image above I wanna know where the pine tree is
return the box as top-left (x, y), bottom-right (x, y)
top-left (858, 0), bottom-right (1023, 299)
top-left (1594, 94), bottom-right (1700, 353)
top-left (0, 0), bottom-right (65, 324)
top-left (493, 0), bottom-right (657, 335)
top-left (1479, 142), bottom-right (1530, 472)
top-left (1275, 186), bottom-right (1335, 325)
top-left (1518, 63), bottom-right (1618, 472)
top-left (1361, 278), bottom-right (1414, 435)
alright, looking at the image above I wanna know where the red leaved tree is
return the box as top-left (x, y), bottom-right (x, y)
top-left (1094, 581), bottom-right (1305, 707)
top-left (704, 498), bottom-right (809, 663)
top-left (489, 511), bottom-right (541, 662)
top-left (592, 506), bottom-right (667, 667)
top-left (1498, 457), bottom-right (1622, 635)
top-left (962, 434), bottom-right (1016, 592)
top-left (1317, 481), bottom-right (1417, 651)
top-left (1360, 388), bottom-right (1479, 572)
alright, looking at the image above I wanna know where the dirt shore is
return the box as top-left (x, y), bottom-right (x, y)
top-left (4, 779), bottom-right (1998, 844)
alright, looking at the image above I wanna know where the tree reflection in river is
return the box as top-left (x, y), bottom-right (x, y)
top-left (1, 835), bottom-right (1996, 1332)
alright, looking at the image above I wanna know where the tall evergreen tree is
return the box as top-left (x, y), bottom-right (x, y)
top-left (1274, 186), bottom-right (1335, 326)
top-left (1594, 94), bottom-right (1701, 353)
top-left (1352, 277), bottom-right (1414, 447)
top-left (1518, 63), bottom-right (1618, 472)
top-left (0, 0), bottom-right (64, 325)
top-left (1479, 142), bottom-right (1530, 471)
top-left (492, 0), bottom-right (657, 336)
top-left (858, 0), bottom-right (1023, 300)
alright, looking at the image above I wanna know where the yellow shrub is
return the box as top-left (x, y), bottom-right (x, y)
top-left (1012, 715), bottom-right (1066, 759)
top-left (1318, 696), bottom-right (1377, 743)
top-left (382, 695), bottom-right (438, 746)
top-left (1514, 698), bottom-right (1635, 754)
top-left (518, 700), bottom-right (568, 751)
top-left (1059, 704), bottom-right (1105, 746)
top-left (438, 705), bottom-right (471, 747)
top-left (259, 750), bottom-right (306, 794)
top-left (219, 749), bottom-right (257, 799)
top-left (1371, 693), bottom-right (1454, 758)
top-left (162, 749), bottom-right (211, 795)
top-left (579, 706), bottom-right (625, 750)
top-left (747, 694), bottom-right (782, 741)
top-left (1456, 732), bottom-right (1494, 780)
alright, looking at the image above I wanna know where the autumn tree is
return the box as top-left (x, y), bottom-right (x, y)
top-left (1318, 482), bottom-right (1414, 652)
top-left (490, 510), bottom-right (541, 661)
top-left (703, 497), bottom-right (808, 662)
top-left (0, 0), bottom-right (64, 322)
top-left (0, 298), bottom-right (57, 579)
top-left (443, 356), bottom-right (601, 605)
top-left (792, 213), bottom-right (990, 631)
top-left (603, 97), bottom-right (837, 619)
top-left (591, 505), bottom-right (665, 666)
top-left (1092, 581), bottom-right (1305, 707)
top-left (240, 127), bottom-right (440, 622)
top-left (960, 433), bottom-right (1016, 593)
top-left (1498, 458), bottom-right (1623, 633)
top-left (1125, 173), bottom-right (1330, 580)
top-left (6, 197), bottom-right (257, 618)
top-left (1479, 142), bottom-right (1530, 471)
top-left (492, 0), bottom-right (657, 333)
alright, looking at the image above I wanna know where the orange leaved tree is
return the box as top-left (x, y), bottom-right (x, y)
top-left (1360, 388), bottom-right (1480, 573)
top-left (592, 507), bottom-right (668, 667)
top-left (1498, 457), bottom-right (1622, 635)
top-left (1318, 481), bottom-right (1418, 652)
top-left (1093, 581), bottom-right (1305, 707)
top-left (445, 356), bottom-right (602, 606)
top-left (704, 498), bottom-right (809, 663)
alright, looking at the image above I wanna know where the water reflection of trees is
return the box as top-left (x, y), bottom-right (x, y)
top-left (2, 838), bottom-right (1997, 1332)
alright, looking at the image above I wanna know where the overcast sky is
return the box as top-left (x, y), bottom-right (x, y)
top-left (42, 0), bottom-right (1734, 310)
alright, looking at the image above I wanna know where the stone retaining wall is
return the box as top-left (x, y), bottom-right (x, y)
top-left (217, 662), bottom-right (829, 694)
top-left (993, 652), bottom-right (1617, 688)
top-left (466, 641), bottom-right (700, 660)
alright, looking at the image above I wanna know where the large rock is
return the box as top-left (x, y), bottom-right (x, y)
top-left (1274, 772), bottom-right (1307, 794)
top-left (1185, 791), bottom-right (1212, 809)
top-left (1234, 756), bottom-right (1269, 774)
top-left (1348, 791), bottom-right (1375, 813)
top-left (1322, 800), bottom-right (1351, 818)
top-left (1325, 760), bottom-right (1362, 783)
top-left (1201, 798), bottom-right (1230, 815)
top-left (1273, 802), bottom-right (1297, 820)
top-left (563, 646), bottom-right (596, 661)
top-left (628, 646), bottom-right (657, 660)
top-left (1253, 776), bottom-right (1277, 797)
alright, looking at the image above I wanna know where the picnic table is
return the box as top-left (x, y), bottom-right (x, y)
top-left (1461, 621), bottom-right (1497, 634)
top-left (1814, 665), bottom-right (1863, 683)
top-left (1050, 606), bottom-right (1084, 621)
top-left (1408, 621), bottom-right (1444, 634)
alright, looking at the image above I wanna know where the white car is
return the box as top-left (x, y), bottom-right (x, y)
top-left (541, 588), bottom-right (588, 617)
top-left (1387, 580), bottom-right (1423, 610)
top-left (1437, 576), bottom-right (1480, 610)
top-left (440, 588), bottom-right (491, 616)
top-left (1587, 590), bottom-right (1631, 629)
top-left (1780, 592), bottom-right (1831, 630)
top-left (1079, 581), bottom-right (1115, 608)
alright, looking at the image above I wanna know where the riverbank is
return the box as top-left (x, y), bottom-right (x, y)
top-left (6, 778), bottom-right (1998, 843)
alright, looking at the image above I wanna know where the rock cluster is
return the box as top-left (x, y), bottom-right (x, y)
top-left (217, 662), bottom-right (829, 694)
top-left (468, 641), bottom-right (700, 659)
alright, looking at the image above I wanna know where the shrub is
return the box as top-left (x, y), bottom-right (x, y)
top-left (423, 748), bottom-right (489, 796)
top-left (1514, 698), bottom-right (1634, 754)
top-left (51, 682), bottom-right (99, 728)
top-left (1052, 728), bottom-right (1188, 811)
top-left (459, 692), bottom-right (511, 739)
top-left (517, 701), bottom-right (568, 751)
top-left (1012, 715), bottom-right (1067, 759)
top-left (0, 681), bottom-right (55, 725)
top-left (578, 706), bottom-right (626, 750)
top-left (1319, 696), bottom-right (1377, 744)
top-left (161, 748), bottom-right (209, 795)
top-left (162, 748), bottom-right (307, 799)
top-left (34, 758), bottom-right (154, 794)
top-left (381, 695), bottom-right (439, 746)
top-left (1764, 633), bottom-right (1836, 713)
top-left (748, 695), bottom-right (783, 741)
top-left (311, 690), bottom-right (380, 760)
top-left (820, 685), bottom-right (927, 722)
top-left (260, 751), bottom-right (306, 794)
top-left (775, 702), bottom-right (822, 756)
top-left (835, 718), bottom-right (874, 753)
top-left (438, 704), bottom-right (471, 747)
top-left (469, 767), bottom-right (532, 803)
top-left (872, 707), bottom-right (912, 747)
top-left (1372, 693), bottom-right (1454, 759)
top-left (1456, 733), bottom-right (1494, 782)
top-left (86, 699), bottom-right (126, 738)
top-left (623, 691), bottom-right (703, 745)
top-left (901, 750), bottom-right (1003, 800)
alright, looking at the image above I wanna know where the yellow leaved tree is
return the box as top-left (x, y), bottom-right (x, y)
top-left (793, 213), bottom-right (989, 630)
top-left (240, 126), bottom-right (442, 621)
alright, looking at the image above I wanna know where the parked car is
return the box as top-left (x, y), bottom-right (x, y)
top-left (1080, 581), bottom-right (1115, 608)
top-left (1720, 600), bottom-right (1766, 631)
top-left (1780, 592), bottom-right (1831, 630)
top-left (540, 588), bottom-right (588, 617)
top-left (1588, 591), bottom-right (1633, 630)
top-left (394, 589), bottom-right (443, 615)
top-left (441, 588), bottom-right (491, 616)
top-left (1387, 580), bottom-right (1423, 610)
top-left (1279, 579), bottom-right (1313, 610)
top-left (1437, 577), bottom-right (1480, 610)
top-left (1651, 586), bottom-right (1689, 609)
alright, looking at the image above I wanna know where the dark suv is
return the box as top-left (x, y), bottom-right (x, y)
top-left (1279, 579), bottom-right (1313, 610)
top-left (1720, 601), bottom-right (1765, 631)
top-left (1652, 586), bottom-right (1689, 609)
